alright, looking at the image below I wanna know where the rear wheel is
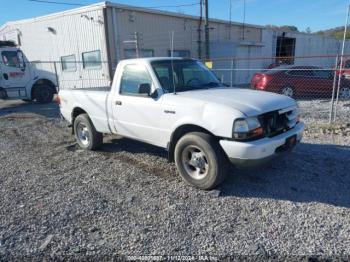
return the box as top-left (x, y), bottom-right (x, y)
top-left (74, 114), bottom-right (103, 150)
top-left (33, 84), bottom-right (54, 103)
top-left (174, 132), bottom-right (228, 190)
top-left (281, 86), bottom-right (294, 98)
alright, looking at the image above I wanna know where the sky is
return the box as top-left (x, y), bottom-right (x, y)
top-left (1, 0), bottom-right (350, 32)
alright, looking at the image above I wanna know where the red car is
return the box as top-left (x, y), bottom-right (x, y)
top-left (251, 66), bottom-right (350, 99)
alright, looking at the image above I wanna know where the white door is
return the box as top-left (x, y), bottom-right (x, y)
top-left (1, 49), bottom-right (31, 98)
top-left (112, 63), bottom-right (165, 147)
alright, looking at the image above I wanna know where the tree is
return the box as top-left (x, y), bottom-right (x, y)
top-left (305, 27), bottom-right (312, 34)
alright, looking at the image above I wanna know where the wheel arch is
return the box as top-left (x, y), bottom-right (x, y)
top-left (167, 124), bottom-right (216, 162)
top-left (71, 107), bottom-right (88, 134)
top-left (30, 78), bottom-right (57, 99)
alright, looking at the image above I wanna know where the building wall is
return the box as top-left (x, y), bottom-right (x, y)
top-left (0, 7), bottom-right (111, 89)
top-left (262, 29), bottom-right (350, 68)
top-left (108, 6), bottom-right (262, 62)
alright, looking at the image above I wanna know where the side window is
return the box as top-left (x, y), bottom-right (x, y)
top-left (313, 70), bottom-right (333, 79)
top-left (61, 55), bottom-right (76, 72)
top-left (1, 51), bottom-right (21, 67)
top-left (120, 64), bottom-right (152, 95)
top-left (287, 70), bottom-right (313, 77)
top-left (82, 50), bottom-right (101, 70)
top-left (345, 60), bottom-right (350, 68)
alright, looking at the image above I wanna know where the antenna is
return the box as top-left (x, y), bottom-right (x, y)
top-left (170, 30), bottom-right (177, 95)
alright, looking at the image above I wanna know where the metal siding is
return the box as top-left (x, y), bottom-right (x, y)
top-left (0, 8), bottom-right (110, 90)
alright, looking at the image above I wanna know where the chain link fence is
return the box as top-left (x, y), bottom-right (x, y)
top-left (207, 55), bottom-right (350, 124)
top-left (27, 53), bottom-right (350, 125)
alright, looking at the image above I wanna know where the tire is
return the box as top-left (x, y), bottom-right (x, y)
top-left (281, 86), bottom-right (294, 98)
top-left (339, 87), bottom-right (350, 99)
top-left (174, 132), bottom-right (228, 190)
top-left (33, 84), bottom-right (54, 103)
top-left (73, 114), bottom-right (103, 150)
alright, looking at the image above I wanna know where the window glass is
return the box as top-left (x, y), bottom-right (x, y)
top-left (120, 64), bottom-right (152, 95)
top-left (345, 60), bottom-right (350, 68)
top-left (61, 55), bottom-right (76, 72)
top-left (1, 51), bottom-right (21, 67)
top-left (151, 60), bottom-right (222, 93)
top-left (124, 49), bottom-right (154, 59)
top-left (313, 70), bottom-right (333, 79)
top-left (168, 50), bottom-right (191, 58)
top-left (82, 50), bottom-right (101, 69)
top-left (287, 70), bottom-right (313, 77)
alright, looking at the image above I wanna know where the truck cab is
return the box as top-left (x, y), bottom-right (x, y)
top-left (0, 41), bottom-right (57, 103)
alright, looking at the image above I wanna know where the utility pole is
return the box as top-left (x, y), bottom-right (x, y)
top-left (197, 0), bottom-right (203, 59)
top-left (204, 0), bottom-right (210, 59)
top-left (122, 32), bottom-right (141, 58)
top-left (134, 32), bottom-right (140, 58)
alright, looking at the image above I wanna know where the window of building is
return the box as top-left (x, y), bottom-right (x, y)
top-left (124, 49), bottom-right (154, 59)
top-left (168, 50), bottom-right (191, 58)
top-left (82, 50), bottom-right (102, 69)
top-left (120, 64), bottom-right (152, 95)
top-left (61, 55), bottom-right (76, 72)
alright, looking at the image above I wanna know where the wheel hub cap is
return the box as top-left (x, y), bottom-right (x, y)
top-left (77, 123), bottom-right (90, 146)
top-left (182, 146), bottom-right (209, 180)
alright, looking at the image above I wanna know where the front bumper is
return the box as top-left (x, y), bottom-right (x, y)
top-left (219, 122), bottom-right (305, 168)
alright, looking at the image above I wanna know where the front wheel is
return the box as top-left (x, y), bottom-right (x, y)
top-left (74, 114), bottom-right (103, 150)
top-left (281, 86), bottom-right (294, 98)
top-left (174, 132), bottom-right (228, 190)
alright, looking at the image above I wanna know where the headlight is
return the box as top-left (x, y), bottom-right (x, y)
top-left (233, 117), bottom-right (264, 140)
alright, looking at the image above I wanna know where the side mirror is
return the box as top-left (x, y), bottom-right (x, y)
top-left (138, 83), bottom-right (151, 96)
top-left (17, 51), bottom-right (26, 70)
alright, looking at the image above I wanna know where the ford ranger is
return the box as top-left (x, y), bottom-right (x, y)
top-left (58, 58), bottom-right (304, 190)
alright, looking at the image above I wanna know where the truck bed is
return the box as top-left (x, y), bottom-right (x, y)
top-left (59, 88), bottom-right (112, 134)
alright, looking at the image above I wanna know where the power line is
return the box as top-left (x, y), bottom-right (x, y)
top-left (27, 0), bottom-right (200, 9)
top-left (147, 3), bottom-right (200, 9)
top-left (28, 0), bottom-right (84, 6)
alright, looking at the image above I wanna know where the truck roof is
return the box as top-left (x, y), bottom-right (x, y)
top-left (120, 57), bottom-right (195, 63)
top-left (0, 40), bottom-right (16, 48)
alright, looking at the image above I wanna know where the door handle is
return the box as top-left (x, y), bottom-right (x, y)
top-left (115, 101), bottom-right (122, 105)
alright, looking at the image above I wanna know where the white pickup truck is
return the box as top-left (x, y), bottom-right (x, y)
top-left (59, 58), bottom-right (304, 189)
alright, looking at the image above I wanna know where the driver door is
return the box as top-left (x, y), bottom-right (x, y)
top-left (112, 63), bottom-right (166, 147)
top-left (1, 50), bottom-right (31, 98)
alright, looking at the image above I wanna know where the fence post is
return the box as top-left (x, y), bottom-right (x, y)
top-left (329, 55), bottom-right (339, 124)
top-left (334, 54), bottom-right (345, 122)
top-left (230, 59), bottom-right (234, 87)
top-left (53, 61), bottom-right (59, 92)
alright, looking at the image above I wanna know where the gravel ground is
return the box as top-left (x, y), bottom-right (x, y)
top-left (0, 100), bottom-right (349, 260)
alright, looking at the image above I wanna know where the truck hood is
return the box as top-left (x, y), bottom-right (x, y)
top-left (175, 88), bottom-right (297, 116)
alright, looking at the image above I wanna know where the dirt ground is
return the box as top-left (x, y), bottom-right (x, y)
top-left (0, 99), bottom-right (349, 260)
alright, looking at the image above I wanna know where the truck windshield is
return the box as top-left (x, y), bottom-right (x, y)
top-left (151, 59), bottom-right (223, 93)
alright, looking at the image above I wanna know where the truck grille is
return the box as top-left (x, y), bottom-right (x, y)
top-left (259, 107), bottom-right (298, 137)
